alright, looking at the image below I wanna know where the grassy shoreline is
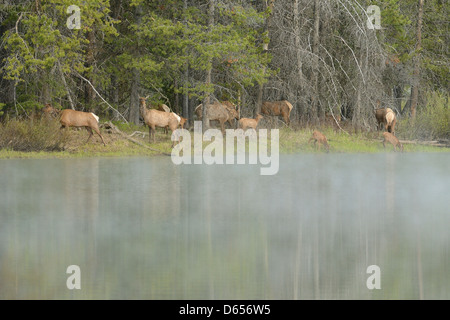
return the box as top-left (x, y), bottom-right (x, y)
top-left (0, 126), bottom-right (448, 159)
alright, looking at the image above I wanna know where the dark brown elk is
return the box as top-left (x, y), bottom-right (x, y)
top-left (375, 107), bottom-right (388, 131)
top-left (59, 109), bottom-right (106, 146)
top-left (383, 132), bottom-right (403, 152)
top-left (308, 130), bottom-right (329, 152)
top-left (260, 100), bottom-right (293, 125)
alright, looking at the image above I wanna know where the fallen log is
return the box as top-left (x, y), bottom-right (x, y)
top-left (371, 138), bottom-right (449, 148)
top-left (106, 121), bottom-right (171, 156)
top-left (398, 140), bottom-right (449, 148)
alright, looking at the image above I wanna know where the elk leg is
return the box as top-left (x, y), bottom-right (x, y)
top-left (85, 127), bottom-right (94, 144)
top-left (93, 127), bottom-right (106, 146)
top-left (152, 126), bottom-right (156, 143)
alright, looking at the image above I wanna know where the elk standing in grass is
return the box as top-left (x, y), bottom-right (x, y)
top-left (59, 109), bottom-right (106, 146)
top-left (139, 97), bottom-right (180, 146)
top-left (260, 100), bottom-right (293, 126)
top-left (308, 130), bottom-right (329, 152)
top-left (385, 109), bottom-right (396, 134)
top-left (195, 101), bottom-right (239, 129)
top-left (374, 100), bottom-right (396, 133)
top-left (221, 101), bottom-right (240, 128)
top-left (383, 132), bottom-right (403, 152)
top-left (238, 114), bottom-right (263, 130)
top-left (155, 103), bottom-right (187, 134)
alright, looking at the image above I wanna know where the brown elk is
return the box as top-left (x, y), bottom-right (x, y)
top-left (59, 109), bottom-right (106, 146)
top-left (374, 100), bottom-right (396, 133)
top-left (221, 101), bottom-right (240, 127)
top-left (195, 100), bottom-right (239, 129)
top-left (382, 132), bottom-right (403, 152)
top-left (260, 100), bottom-right (293, 125)
top-left (140, 97), bottom-right (180, 146)
top-left (195, 101), bottom-right (236, 133)
top-left (308, 130), bottom-right (330, 152)
top-left (238, 114), bottom-right (263, 130)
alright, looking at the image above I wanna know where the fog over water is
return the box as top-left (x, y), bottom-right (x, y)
top-left (0, 153), bottom-right (449, 299)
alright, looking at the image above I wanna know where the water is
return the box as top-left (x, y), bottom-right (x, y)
top-left (0, 153), bottom-right (449, 299)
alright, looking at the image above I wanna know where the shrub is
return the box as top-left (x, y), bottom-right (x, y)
top-left (400, 92), bottom-right (449, 140)
top-left (0, 118), bottom-right (67, 151)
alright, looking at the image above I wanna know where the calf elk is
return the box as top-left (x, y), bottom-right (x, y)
top-left (382, 132), bottom-right (403, 152)
top-left (308, 130), bottom-right (329, 152)
top-left (238, 114), bottom-right (263, 130)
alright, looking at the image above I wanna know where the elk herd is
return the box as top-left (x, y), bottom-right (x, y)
top-left (40, 97), bottom-right (402, 152)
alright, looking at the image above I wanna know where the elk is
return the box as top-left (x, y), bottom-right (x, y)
top-left (308, 130), bottom-right (329, 152)
top-left (238, 114), bottom-right (263, 130)
top-left (374, 100), bottom-right (396, 133)
top-left (375, 107), bottom-right (388, 131)
top-left (221, 101), bottom-right (240, 127)
top-left (385, 109), bottom-right (396, 134)
top-left (164, 114), bottom-right (187, 134)
top-left (59, 109), bottom-right (106, 146)
top-left (140, 97), bottom-right (180, 146)
top-left (260, 100), bottom-right (293, 125)
top-left (195, 101), bottom-right (239, 128)
top-left (153, 102), bottom-right (187, 134)
top-left (41, 103), bottom-right (60, 119)
top-left (195, 101), bottom-right (235, 133)
top-left (382, 132), bottom-right (403, 152)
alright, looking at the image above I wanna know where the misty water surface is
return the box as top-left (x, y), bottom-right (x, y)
top-left (0, 153), bottom-right (449, 299)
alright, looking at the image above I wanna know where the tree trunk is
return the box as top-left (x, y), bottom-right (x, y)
top-left (129, 67), bottom-right (141, 125)
top-left (184, 67), bottom-right (189, 125)
top-left (183, 0), bottom-right (190, 126)
top-left (202, 0), bottom-right (215, 131)
top-left (128, 4), bottom-right (142, 125)
top-left (410, 0), bottom-right (424, 119)
top-left (293, 0), bottom-right (303, 121)
top-left (84, 30), bottom-right (96, 110)
top-left (57, 61), bottom-right (75, 110)
top-left (256, 0), bottom-right (275, 116)
top-left (311, 0), bottom-right (320, 122)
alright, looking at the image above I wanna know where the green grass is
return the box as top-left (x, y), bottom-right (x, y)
top-left (0, 125), bottom-right (448, 159)
top-left (279, 128), bottom-right (448, 154)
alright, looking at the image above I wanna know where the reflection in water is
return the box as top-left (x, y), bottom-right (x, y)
top-left (0, 154), bottom-right (449, 299)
